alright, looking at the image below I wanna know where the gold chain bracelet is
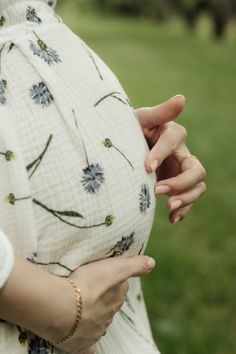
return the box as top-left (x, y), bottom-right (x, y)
top-left (52, 278), bottom-right (83, 346)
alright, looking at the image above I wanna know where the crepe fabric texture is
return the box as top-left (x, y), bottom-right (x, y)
top-left (0, 0), bottom-right (160, 353)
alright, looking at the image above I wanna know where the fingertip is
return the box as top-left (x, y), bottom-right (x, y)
top-left (145, 159), bottom-right (152, 174)
top-left (145, 256), bottom-right (156, 269)
top-left (172, 94), bottom-right (186, 113)
top-left (127, 255), bottom-right (156, 277)
top-left (173, 94), bottom-right (185, 102)
top-left (150, 159), bottom-right (159, 173)
top-left (145, 157), bottom-right (159, 174)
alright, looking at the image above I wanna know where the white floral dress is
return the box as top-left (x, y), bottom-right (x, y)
top-left (0, 0), bottom-right (161, 353)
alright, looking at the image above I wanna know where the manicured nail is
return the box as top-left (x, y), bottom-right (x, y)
top-left (150, 159), bottom-right (159, 173)
top-left (173, 94), bottom-right (185, 102)
top-left (146, 257), bottom-right (156, 269)
top-left (174, 216), bottom-right (181, 224)
top-left (170, 200), bottom-right (182, 211)
top-left (155, 185), bottom-right (170, 195)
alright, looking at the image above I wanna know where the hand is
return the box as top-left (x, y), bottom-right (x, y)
top-left (0, 256), bottom-right (155, 354)
top-left (135, 95), bottom-right (206, 224)
top-left (54, 255), bottom-right (156, 354)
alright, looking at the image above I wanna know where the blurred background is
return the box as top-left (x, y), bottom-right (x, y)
top-left (56, 1), bottom-right (236, 353)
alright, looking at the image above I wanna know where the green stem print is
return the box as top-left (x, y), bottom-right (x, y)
top-left (94, 91), bottom-right (129, 107)
top-left (125, 294), bottom-right (135, 313)
top-left (138, 243), bottom-right (144, 255)
top-left (0, 150), bottom-right (15, 161)
top-left (102, 138), bottom-right (134, 170)
top-left (8, 43), bottom-right (15, 53)
top-left (81, 43), bottom-right (103, 80)
top-left (26, 134), bottom-right (53, 178)
top-left (33, 198), bottom-right (114, 229)
top-left (0, 44), bottom-right (5, 71)
top-left (119, 309), bottom-right (157, 348)
top-left (27, 253), bottom-right (73, 273)
top-left (5, 193), bottom-right (31, 205)
top-left (0, 44), bottom-right (7, 105)
top-left (73, 109), bottom-right (106, 194)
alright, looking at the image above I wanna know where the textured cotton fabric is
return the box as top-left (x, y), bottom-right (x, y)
top-left (0, 229), bottom-right (14, 288)
top-left (0, 1), bottom-right (160, 353)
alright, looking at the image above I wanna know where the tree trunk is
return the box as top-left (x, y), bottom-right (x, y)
top-left (212, 6), bottom-right (229, 38)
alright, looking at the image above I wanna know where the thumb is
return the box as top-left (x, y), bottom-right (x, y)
top-left (104, 255), bottom-right (156, 286)
top-left (72, 255), bottom-right (156, 291)
top-left (135, 94), bottom-right (185, 128)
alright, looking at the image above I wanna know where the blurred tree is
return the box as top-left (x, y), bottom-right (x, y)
top-left (94, 0), bottom-right (172, 20)
top-left (90, 0), bottom-right (235, 38)
top-left (179, 0), bottom-right (232, 37)
top-left (209, 0), bottom-right (231, 37)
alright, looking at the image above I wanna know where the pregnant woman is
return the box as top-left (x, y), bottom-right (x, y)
top-left (0, 1), bottom-right (206, 353)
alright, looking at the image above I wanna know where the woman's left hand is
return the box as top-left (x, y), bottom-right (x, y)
top-left (135, 95), bottom-right (206, 224)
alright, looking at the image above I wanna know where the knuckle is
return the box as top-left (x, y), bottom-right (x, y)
top-left (106, 318), bottom-right (113, 326)
top-left (197, 169), bottom-right (206, 182)
top-left (200, 167), bottom-right (207, 180)
top-left (183, 205), bottom-right (192, 214)
top-left (116, 299), bottom-right (125, 310)
top-left (178, 125), bottom-right (188, 141)
top-left (180, 126), bottom-right (188, 140)
top-left (172, 183), bottom-right (184, 194)
top-left (122, 281), bottom-right (129, 295)
top-left (166, 127), bottom-right (178, 149)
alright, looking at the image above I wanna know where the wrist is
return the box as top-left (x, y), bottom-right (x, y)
top-left (0, 258), bottom-right (75, 342)
top-left (45, 277), bottom-right (76, 343)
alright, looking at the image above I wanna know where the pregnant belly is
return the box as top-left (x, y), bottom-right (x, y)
top-left (6, 22), bottom-right (157, 276)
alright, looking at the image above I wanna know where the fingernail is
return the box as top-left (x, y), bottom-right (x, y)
top-left (170, 200), bottom-right (182, 211)
top-left (155, 185), bottom-right (170, 195)
top-left (173, 216), bottom-right (181, 224)
top-left (146, 257), bottom-right (156, 269)
top-left (150, 159), bottom-right (159, 173)
top-left (173, 94), bottom-right (185, 102)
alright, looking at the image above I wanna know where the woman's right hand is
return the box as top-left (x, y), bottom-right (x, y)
top-left (0, 255), bottom-right (155, 354)
top-left (54, 255), bottom-right (156, 354)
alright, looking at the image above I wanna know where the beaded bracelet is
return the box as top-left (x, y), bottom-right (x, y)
top-left (52, 278), bottom-right (83, 346)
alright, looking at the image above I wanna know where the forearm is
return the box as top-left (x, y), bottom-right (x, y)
top-left (0, 257), bottom-right (74, 342)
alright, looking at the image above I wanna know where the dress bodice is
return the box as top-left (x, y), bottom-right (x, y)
top-left (0, 0), bottom-right (57, 10)
top-left (0, 0), bottom-right (59, 45)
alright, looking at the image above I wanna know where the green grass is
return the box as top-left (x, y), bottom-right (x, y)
top-left (57, 3), bottom-right (236, 354)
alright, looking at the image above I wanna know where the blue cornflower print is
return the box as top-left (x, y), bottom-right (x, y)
top-left (29, 31), bottom-right (61, 65)
top-left (81, 163), bottom-right (105, 194)
top-left (107, 232), bottom-right (135, 257)
top-left (139, 183), bottom-right (151, 214)
top-left (30, 82), bottom-right (54, 107)
top-left (73, 110), bottom-right (106, 194)
top-left (28, 336), bottom-right (52, 354)
top-left (0, 79), bottom-right (7, 105)
top-left (26, 7), bottom-right (42, 24)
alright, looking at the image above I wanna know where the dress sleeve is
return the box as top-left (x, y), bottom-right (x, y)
top-left (0, 229), bottom-right (14, 288)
